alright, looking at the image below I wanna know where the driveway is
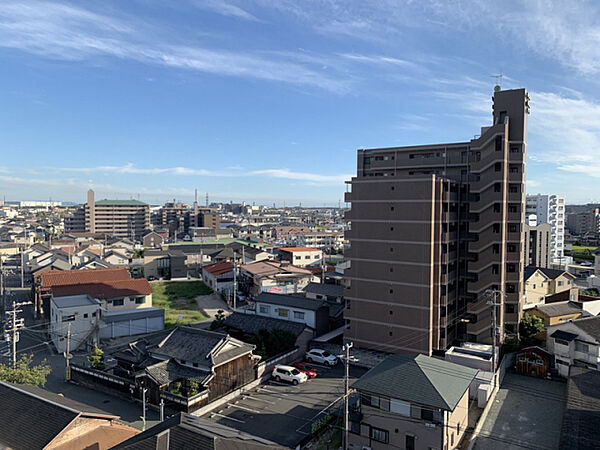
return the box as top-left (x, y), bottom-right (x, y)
top-left (196, 293), bottom-right (231, 319)
top-left (472, 372), bottom-right (566, 450)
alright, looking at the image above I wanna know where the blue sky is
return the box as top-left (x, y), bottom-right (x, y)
top-left (0, 1), bottom-right (599, 205)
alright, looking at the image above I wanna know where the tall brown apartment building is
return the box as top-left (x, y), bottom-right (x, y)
top-left (344, 87), bottom-right (530, 355)
top-left (65, 189), bottom-right (150, 239)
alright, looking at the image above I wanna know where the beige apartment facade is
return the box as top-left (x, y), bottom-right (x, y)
top-left (344, 87), bottom-right (530, 354)
top-left (65, 189), bottom-right (150, 239)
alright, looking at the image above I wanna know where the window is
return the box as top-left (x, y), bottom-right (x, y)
top-left (421, 408), bottom-right (434, 421)
top-left (371, 427), bottom-right (389, 443)
top-left (135, 297), bottom-right (146, 304)
top-left (390, 398), bottom-right (410, 416)
top-left (576, 341), bottom-right (590, 353)
top-left (278, 308), bottom-right (289, 318)
top-left (305, 255), bottom-right (310, 259)
top-left (505, 304), bottom-right (515, 313)
top-left (406, 435), bottom-right (416, 450)
top-left (83, 313), bottom-right (88, 318)
top-left (295, 256), bottom-right (301, 260)
top-left (558, 281), bottom-right (564, 287)
top-left (293, 311), bottom-right (305, 320)
top-left (113, 299), bottom-right (124, 307)
top-left (349, 420), bottom-right (360, 434)
top-left (494, 162), bottom-right (502, 172)
top-left (259, 305), bottom-right (270, 314)
top-left (494, 183), bottom-right (501, 192)
top-left (61, 314), bottom-right (75, 322)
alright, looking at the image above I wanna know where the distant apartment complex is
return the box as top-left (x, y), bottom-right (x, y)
top-left (344, 87), bottom-right (530, 354)
top-left (567, 208), bottom-right (600, 236)
top-left (66, 189), bottom-right (150, 239)
top-left (526, 194), bottom-right (565, 262)
top-left (152, 196), bottom-right (220, 236)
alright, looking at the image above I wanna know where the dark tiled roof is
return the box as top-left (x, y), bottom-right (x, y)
top-left (303, 282), bottom-right (344, 298)
top-left (560, 366), bottom-right (600, 449)
top-left (573, 316), bottom-right (600, 341)
top-left (0, 382), bottom-right (117, 450)
top-left (112, 413), bottom-right (284, 449)
top-left (550, 329), bottom-right (578, 342)
top-left (145, 360), bottom-right (213, 386)
top-left (352, 354), bottom-right (477, 411)
top-left (153, 327), bottom-right (254, 366)
top-left (224, 312), bottom-right (307, 337)
top-left (524, 266), bottom-right (574, 281)
top-left (534, 301), bottom-right (582, 317)
top-left (255, 292), bottom-right (327, 311)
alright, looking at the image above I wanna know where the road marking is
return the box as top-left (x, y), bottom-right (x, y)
top-left (211, 412), bottom-right (245, 423)
top-left (268, 380), bottom-right (292, 387)
top-left (244, 395), bottom-right (276, 405)
top-left (227, 403), bottom-right (260, 413)
top-left (258, 387), bottom-right (288, 396)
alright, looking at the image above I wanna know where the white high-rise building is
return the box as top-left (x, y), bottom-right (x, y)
top-left (526, 194), bottom-right (565, 262)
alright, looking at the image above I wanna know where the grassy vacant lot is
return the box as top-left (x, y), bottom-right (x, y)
top-left (572, 245), bottom-right (597, 252)
top-left (152, 281), bottom-right (212, 328)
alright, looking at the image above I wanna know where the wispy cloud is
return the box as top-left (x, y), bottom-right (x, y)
top-left (0, 1), bottom-right (348, 92)
top-left (47, 163), bottom-right (350, 184)
top-left (191, 0), bottom-right (260, 21)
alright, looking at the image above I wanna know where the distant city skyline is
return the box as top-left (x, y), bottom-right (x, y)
top-left (1, 1), bottom-right (600, 204)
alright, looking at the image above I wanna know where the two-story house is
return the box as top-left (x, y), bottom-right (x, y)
top-left (50, 294), bottom-right (102, 353)
top-left (547, 316), bottom-right (600, 377)
top-left (252, 292), bottom-right (329, 336)
top-left (351, 354), bottom-right (477, 450)
top-left (524, 266), bottom-right (576, 307)
top-left (278, 247), bottom-right (323, 268)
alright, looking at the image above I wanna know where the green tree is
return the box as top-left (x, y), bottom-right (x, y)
top-left (519, 313), bottom-right (544, 345)
top-left (0, 354), bottom-right (51, 387)
top-left (209, 309), bottom-right (226, 330)
top-left (88, 344), bottom-right (105, 370)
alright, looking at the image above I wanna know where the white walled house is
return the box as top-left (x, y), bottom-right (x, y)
top-left (547, 316), bottom-right (600, 377)
top-left (279, 247), bottom-right (323, 268)
top-left (253, 292), bottom-right (329, 336)
top-left (50, 295), bottom-right (101, 353)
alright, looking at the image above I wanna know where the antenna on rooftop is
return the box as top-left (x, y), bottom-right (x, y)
top-left (491, 73), bottom-right (503, 91)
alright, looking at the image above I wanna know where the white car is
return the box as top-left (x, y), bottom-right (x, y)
top-left (272, 364), bottom-right (308, 385)
top-left (306, 349), bottom-right (338, 366)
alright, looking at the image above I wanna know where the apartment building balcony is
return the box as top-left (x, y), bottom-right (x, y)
top-left (344, 191), bottom-right (352, 203)
top-left (508, 191), bottom-right (524, 203)
top-left (467, 318), bottom-right (491, 337)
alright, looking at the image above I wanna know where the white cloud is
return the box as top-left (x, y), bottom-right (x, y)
top-left (0, 1), bottom-right (348, 92)
top-left (47, 163), bottom-right (350, 184)
top-left (191, 0), bottom-right (259, 21)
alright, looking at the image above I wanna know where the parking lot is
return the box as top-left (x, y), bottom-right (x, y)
top-left (203, 362), bottom-right (368, 448)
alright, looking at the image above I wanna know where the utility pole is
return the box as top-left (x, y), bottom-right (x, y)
top-left (343, 342), bottom-right (353, 450)
top-left (5, 300), bottom-right (27, 369)
top-left (321, 254), bottom-right (325, 284)
top-left (141, 387), bottom-right (148, 431)
top-left (232, 252), bottom-right (237, 310)
top-left (20, 251), bottom-right (24, 288)
top-left (160, 398), bottom-right (165, 422)
top-left (65, 321), bottom-right (72, 380)
top-left (485, 289), bottom-right (502, 387)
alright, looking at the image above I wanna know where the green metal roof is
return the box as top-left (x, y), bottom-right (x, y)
top-left (95, 199), bottom-right (148, 206)
top-left (352, 354), bottom-right (477, 411)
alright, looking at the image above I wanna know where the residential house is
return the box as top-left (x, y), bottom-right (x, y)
top-left (112, 413), bottom-right (284, 449)
top-left (524, 266), bottom-right (576, 307)
top-left (240, 260), bottom-right (317, 296)
top-left (251, 292), bottom-right (329, 336)
top-left (142, 230), bottom-right (164, 248)
top-left (108, 327), bottom-right (258, 413)
top-left (50, 294), bottom-right (101, 353)
top-left (202, 261), bottom-right (234, 296)
top-left (279, 247), bottom-right (323, 268)
top-left (223, 311), bottom-right (313, 353)
top-left (303, 282), bottom-right (344, 303)
top-left (143, 249), bottom-right (187, 279)
top-left (350, 354), bottom-right (477, 450)
top-left (0, 382), bottom-right (138, 449)
top-left (529, 301), bottom-right (583, 337)
top-left (547, 316), bottom-right (600, 377)
top-left (103, 249), bottom-right (130, 266)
